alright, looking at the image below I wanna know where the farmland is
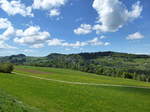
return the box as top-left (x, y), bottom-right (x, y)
top-left (0, 66), bottom-right (150, 112)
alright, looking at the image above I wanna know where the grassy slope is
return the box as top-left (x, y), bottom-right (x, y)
top-left (15, 66), bottom-right (150, 87)
top-left (0, 66), bottom-right (149, 112)
top-left (0, 88), bottom-right (41, 112)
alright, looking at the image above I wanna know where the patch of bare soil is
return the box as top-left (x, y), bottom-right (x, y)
top-left (15, 67), bottom-right (52, 75)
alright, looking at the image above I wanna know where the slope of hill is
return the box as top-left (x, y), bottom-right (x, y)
top-left (0, 66), bottom-right (150, 112)
top-left (0, 51), bottom-right (150, 82)
top-left (0, 88), bottom-right (41, 112)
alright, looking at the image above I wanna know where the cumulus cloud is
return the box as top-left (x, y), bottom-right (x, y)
top-left (32, 0), bottom-right (67, 16)
top-left (47, 38), bottom-right (64, 46)
top-left (0, 18), bottom-right (48, 49)
top-left (126, 32), bottom-right (144, 40)
top-left (0, 18), bottom-right (50, 49)
top-left (0, 18), bottom-right (14, 41)
top-left (0, 18), bottom-right (11, 29)
top-left (0, 0), bottom-right (33, 17)
top-left (0, 18), bottom-right (16, 49)
top-left (63, 41), bottom-right (88, 47)
top-left (47, 36), bottom-right (110, 47)
top-left (32, 0), bottom-right (67, 9)
top-left (31, 43), bottom-right (45, 48)
top-left (49, 9), bottom-right (60, 16)
top-left (92, 0), bottom-right (143, 33)
top-left (48, 39), bottom-right (87, 47)
top-left (74, 24), bottom-right (92, 35)
top-left (14, 26), bottom-right (50, 48)
top-left (88, 37), bottom-right (110, 46)
top-left (100, 35), bottom-right (107, 39)
top-left (0, 41), bottom-right (16, 49)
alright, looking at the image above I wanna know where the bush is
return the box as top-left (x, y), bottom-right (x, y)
top-left (0, 63), bottom-right (14, 73)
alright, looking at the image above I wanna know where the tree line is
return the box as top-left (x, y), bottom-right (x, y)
top-left (28, 53), bottom-right (150, 82)
top-left (0, 52), bottom-right (150, 82)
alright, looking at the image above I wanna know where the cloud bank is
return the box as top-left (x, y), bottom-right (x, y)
top-left (0, 0), bottom-right (33, 17)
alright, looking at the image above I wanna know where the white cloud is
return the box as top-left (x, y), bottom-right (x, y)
top-left (88, 37), bottom-right (110, 46)
top-left (22, 49), bottom-right (33, 53)
top-left (65, 48), bottom-right (71, 51)
top-left (74, 24), bottom-right (92, 35)
top-left (47, 38), bottom-right (87, 47)
top-left (127, 1), bottom-right (143, 19)
top-left (32, 0), bottom-right (67, 17)
top-left (31, 43), bottom-right (45, 48)
top-left (32, 0), bottom-right (67, 9)
top-left (49, 9), bottom-right (60, 16)
top-left (14, 26), bottom-right (50, 47)
top-left (2, 26), bottom-right (14, 38)
top-left (126, 32), bottom-right (144, 40)
top-left (92, 0), bottom-right (143, 33)
top-left (0, 18), bottom-right (50, 49)
top-left (47, 37), bottom-right (110, 47)
top-left (47, 38), bottom-right (64, 46)
top-left (104, 42), bottom-right (110, 46)
top-left (0, 0), bottom-right (33, 17)
top-left (0, 18), bottom-right (15, 49)
top-left (99, 35), bottom-right (107, 39)
top-left (0, 41), bottom-right (16, 49)
top-left (0, 18), bottom-right (14, 41)
top-left (63, 41), bottom-right (88, 47)
top-left (0, 18), bottom-right (11, 29)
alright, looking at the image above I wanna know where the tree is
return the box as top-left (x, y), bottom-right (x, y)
top-left (0, 63), bottom-right (14, 73)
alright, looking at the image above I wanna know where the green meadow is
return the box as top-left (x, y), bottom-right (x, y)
top-left (0, 66), bottom-right (150, 112)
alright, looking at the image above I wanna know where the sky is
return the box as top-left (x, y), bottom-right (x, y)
top-left (0, 0), bottom-right (150, 56)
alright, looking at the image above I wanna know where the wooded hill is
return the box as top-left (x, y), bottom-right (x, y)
top-left (1, 51), bottom-right (150, 82)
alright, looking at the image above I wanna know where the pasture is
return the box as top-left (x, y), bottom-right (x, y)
top-left (0, 66), bottom-right (150, 112)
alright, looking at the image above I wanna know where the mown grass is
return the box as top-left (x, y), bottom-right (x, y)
top-left (0, 66), bottom-right (150, 112)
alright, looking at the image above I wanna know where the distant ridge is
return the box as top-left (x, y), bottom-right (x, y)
top-left (1, 51), bottom-right (150, 82)
top-left (0, 51), bottom-right (150, 57)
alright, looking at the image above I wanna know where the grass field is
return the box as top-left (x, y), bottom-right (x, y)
top-left (0, 88), bottom-right (41, 112)
top-left (0, 66), bottom-right (150, 112)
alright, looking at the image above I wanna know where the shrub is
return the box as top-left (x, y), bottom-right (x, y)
top-left (0, 63), bottom-right (14, 73)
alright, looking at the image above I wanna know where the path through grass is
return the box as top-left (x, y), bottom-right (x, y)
top-left (0, 66), bottom-right (150, 112)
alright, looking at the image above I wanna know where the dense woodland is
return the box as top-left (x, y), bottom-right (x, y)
top-left (0, 51), bottom-right (150, 82)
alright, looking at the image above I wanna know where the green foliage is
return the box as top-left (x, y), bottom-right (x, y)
top-left (0, 54), bottom-right (26, 64)
top-left (0, 63), bottom-right (14, 73)
top-left (0, 51), bottom-right (150, 82)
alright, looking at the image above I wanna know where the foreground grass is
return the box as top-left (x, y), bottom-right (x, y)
top-left (0, 89), bottom-right (41, 112)
top-left (0, 66), bottom-right (150, 112)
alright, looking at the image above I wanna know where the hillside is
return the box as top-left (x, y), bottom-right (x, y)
top-left (0, 89), bottom-right (40, 112)
top-left (0, 51), bottom-right (150, 82)
top-left (0, 66), bottom-right (150, 112)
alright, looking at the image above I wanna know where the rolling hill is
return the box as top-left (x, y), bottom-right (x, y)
top-left (0, 51), bottom-right (150, 82)
top-left (0, 66), bottom-right (150, 112)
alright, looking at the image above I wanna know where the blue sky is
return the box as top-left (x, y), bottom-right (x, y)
top-left (0, 0), bottom-right (149, 56)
